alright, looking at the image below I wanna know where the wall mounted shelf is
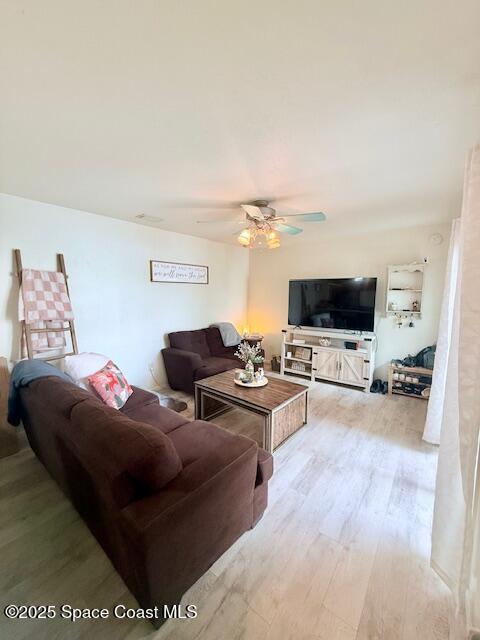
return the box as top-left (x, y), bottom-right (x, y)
top-left (386, 263), bottom-right (425, 319)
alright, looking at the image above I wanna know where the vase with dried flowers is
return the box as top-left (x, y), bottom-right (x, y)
top-left (234, 340), bottom-right (264, 377)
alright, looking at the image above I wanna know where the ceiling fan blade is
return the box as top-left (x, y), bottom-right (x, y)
top-left (241, 204), bottom-right (265, 220)
top-left (272, 222), bottom-right (303, 235)
top-left (276, 212), bottom-right (326, 222)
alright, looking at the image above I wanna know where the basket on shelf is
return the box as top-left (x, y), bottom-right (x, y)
top-left (291, 361), bottom-right (307, 372)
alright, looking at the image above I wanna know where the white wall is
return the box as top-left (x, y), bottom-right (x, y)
top-left (0, 194), bottom-right (249, 388)
top-left (247, 223), bottom-right (451, 380)
top-left (0, 194), bottom-right (451, 386)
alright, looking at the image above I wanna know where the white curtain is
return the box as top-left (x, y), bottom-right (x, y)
top-left (423, 218), bottom-right (461, 445)
top-left (431, 144), bottom-right (480, 638)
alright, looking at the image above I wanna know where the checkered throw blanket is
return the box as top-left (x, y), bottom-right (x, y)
top-left (18, 269), bottom-right (74, 353)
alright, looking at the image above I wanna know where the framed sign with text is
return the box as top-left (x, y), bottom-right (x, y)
top-left (150, 260), bottom-right (209, 284)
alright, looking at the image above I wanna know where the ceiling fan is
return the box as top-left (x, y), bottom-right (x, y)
top-left (197, 200), bottom-right (326, 249)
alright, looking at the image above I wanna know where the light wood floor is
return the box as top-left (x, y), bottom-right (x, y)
top-left (0, 376), bottom-right (450, 640)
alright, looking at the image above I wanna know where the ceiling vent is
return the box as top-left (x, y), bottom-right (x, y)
top-left (134, 214), bottom-right (164, 223)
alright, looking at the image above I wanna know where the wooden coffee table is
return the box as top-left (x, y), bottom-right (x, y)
top-left (194, 370), bottom-right (309, 453)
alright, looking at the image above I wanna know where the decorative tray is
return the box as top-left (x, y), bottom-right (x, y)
top-left (234, 377), bottom-right (269, 388)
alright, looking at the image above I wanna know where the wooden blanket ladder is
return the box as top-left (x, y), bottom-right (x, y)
top-left (14, 249), bottom-right (79, 361)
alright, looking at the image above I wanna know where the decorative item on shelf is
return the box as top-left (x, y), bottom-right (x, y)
top-left (286, 351), bottom-right (293, 358)
top-left (292, 338), bottom-right (306, 344)
top-left (388, 301), bottom-right (398, 312)
top-left (412, 300), bottom-right (419, 312)
top-left (291, 361), bottom-right (307, 372)
top-left (319, 337), bottom-right (331, 347)
top-left (294, 346), bottom-right (312, 361)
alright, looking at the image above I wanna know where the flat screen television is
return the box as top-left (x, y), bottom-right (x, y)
top-left (288, 277), bottom-right (377, 332)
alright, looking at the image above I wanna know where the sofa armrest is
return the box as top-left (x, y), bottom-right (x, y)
top-left (120, 437), bottom-right (257, 541)
top-left (162, 347), bottom-right (203, 368)
top-left (256, 447), bottom-right (273, 486)
top-left (161, 347), bottom-right (203, 393)
top-left (118, 436), bottom-right (258, 610)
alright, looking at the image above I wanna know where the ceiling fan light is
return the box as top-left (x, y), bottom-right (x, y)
top-left (267, 238), bottom-right (280, 249)
top-left (266, 229), bottom-right (280, 249)
top-left (237, 228), bottom-right (252, 247)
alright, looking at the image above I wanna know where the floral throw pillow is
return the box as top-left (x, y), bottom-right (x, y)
top-left (87, 360), bottom-right (133, 409)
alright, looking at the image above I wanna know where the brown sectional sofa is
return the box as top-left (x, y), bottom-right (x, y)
top-left (19, 376), bottom-right (273, 627)
top-left (162, 326), bottom-right (248, 394)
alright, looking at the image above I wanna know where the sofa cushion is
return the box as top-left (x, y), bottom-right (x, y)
top-left (70, 400), bottom-right (182, 506)
top-left (205, 327), bottom-right (239, 358)
top-left (168, 419), bottom-right (256, 468)
top-left (122, 401), bottom-right (190, 435)
top-left (193, 357), bottom-right (238, 381)
top-left (168, 329), bottom-right (211, 358)
top-left (120, 386), bottom-right (159, 415)
top-left (64, 352), bottom-right (110, 390)
top-left (220, 353), bottom-right (240, 362)
top-left (26, 376), bottom-right (94, 418)
top-left (87, 360), bottom-right (133, 409)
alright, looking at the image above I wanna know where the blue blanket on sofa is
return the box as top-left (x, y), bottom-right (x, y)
top-left (8, 359), bottom-right (72, 426)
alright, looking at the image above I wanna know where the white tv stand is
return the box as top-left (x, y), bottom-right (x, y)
top-left (280, 327), bottom-right (376, 391)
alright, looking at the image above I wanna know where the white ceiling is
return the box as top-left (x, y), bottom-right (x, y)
top-left (1, 1), bottom-right (479, 244)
